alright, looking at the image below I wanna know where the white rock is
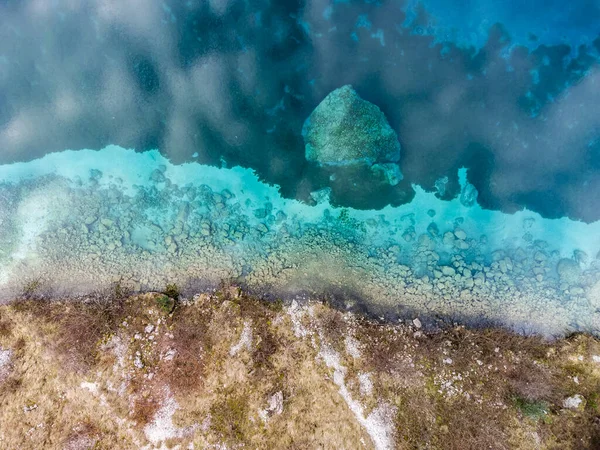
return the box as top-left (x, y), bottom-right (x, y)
top-left (0, 348), bottom-right (12, 381)
top-left (563, 394), bottom-right (584, 410)
top-left (259, 391), bottom-right (284, 422)
top-left (412, 318), bottom-right (422, 329)
top-left (134, 354), bottom-right (144, 369)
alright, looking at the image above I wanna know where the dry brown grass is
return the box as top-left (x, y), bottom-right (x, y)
top-left (131, 393), bottom-right (161, 427)
top-left (209, 387), bottom-right (251, 445)
top-left (0, 319), bottom-right (12, 338)
top-left (0, 290), bottom-right (599, 449)
top-left (62, 421), bottom-right (100, 450)
top-left (10, 296), bottom-right (126, 373)
top-left (161, 302), bottom-right (211, 395)
top-left (343, 314), bottom-right (600, 450)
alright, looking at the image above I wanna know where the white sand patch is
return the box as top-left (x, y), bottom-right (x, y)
top-left (288, 300), bottom-right (310, 338)
top-left (103, 334), bottom-right (127, 370)
top-left (144, 390), bottom-right (195, 446)
top-left (358, 373), bottom-right (374, 396)
top-left (80, 381), bottom-right (99, 395)
top-left (319, 345), bottom-right (395, 450)
top-left (345, 335), bottom-right (361, 359)
top-left (229, 320), bottom-right (252, 356)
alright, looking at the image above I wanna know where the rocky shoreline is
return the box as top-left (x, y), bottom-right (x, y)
top-left (0, 147), bottom-right (599, 338)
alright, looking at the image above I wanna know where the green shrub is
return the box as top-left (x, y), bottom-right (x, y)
top-left (512, 396), bottom-right (549, 421)
top-left (164, 283), bottom-right (180, 300)
top-left (156, 294), bottom-right (175, 314)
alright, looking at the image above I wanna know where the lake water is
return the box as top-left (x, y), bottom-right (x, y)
top-left (0, 0), bottom-right (599, 336)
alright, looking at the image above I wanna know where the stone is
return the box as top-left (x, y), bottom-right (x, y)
top-left (570, 287), bottom-right (584, 295)
top-left (267, 391), bottom-right (283, 415)
top-left (443, 232), bottom-right (455, 246)
top-left (458, 168), bottom-right (478, 207)
top-left (514, 248), bottom-right (527, 261)
top-left (150, 169), bottom-right (166, 183)
top-left (310, 187), bottom-right (332, 204)
top-left (459, 181), bottom-right (478, 207)
top-left (557, 258), bottom-right (581, 284)
top-left (434, 176), bottom-right (448, 197)
top-left (200, 222), bottom-right (211, 236)
top-left (499, 260), bottom-right (507, 274)
top-left (259, 391), bottom-right (284, 422)
top-left (303, 85), bottom-right (401, 168)
top-left (563, 394), bottom-right (585, 410)
top-left (455, 240), bottom-right (469, 250)
top-left (441, 266), bottom-right (456, 277)
top-left (454, 229), bottom-right (467, 240)
top-left (370, 163), bottom-right (403, 186)
top-left (254, 208), bottom-right (268, 219)
top-left (427, 222), bottom-right (439, 237)
top-left (412, 318), bottom-right (422, 328)
top-left (474, 272), bottom-right (485, 285)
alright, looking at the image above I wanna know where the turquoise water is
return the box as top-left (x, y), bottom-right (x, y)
top-left (0, 1), bottom-right (599, 335)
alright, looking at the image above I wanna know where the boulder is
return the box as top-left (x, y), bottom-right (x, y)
top-left (303, 85), bottom-right (401, 169)
top-left (563, 394), bottom-right (585, 410)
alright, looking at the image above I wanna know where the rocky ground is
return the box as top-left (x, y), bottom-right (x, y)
top-left (0, 286), bottom-right (599, 449)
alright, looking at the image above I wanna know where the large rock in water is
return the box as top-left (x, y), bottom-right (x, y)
top-left (303, 85), bottom-right (401, 168)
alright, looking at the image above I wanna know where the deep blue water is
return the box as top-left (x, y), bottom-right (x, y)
top-left (1, 0), bottom-right (600, 220)
top-left (0, 0), bottom-right (599, 335)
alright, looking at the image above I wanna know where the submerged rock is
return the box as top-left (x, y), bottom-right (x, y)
top-left (434, 176), bottom-right (449, 197)
top-left (370, 163), bottom-right (404, 186)
top-left (557, 258), bottom-right (581, 284)
top-left (457, 167), bottom-right (478, 207)
top-left (460, 180), bottom-right (478, 207)
top-left (303, 85), bottom-right (401, 170)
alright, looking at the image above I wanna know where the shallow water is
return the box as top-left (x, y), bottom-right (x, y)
top-left (0, 1), bottom-right (599, 336)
